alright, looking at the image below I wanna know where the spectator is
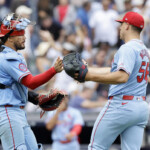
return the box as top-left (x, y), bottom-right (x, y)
top-left (10, 0), bottom-right (30, 12)
top-left (94, 49), bottom-right (107, 67)
top-left (16, 5), bottom-right (32, 19)
top-left (74, 19), bottom-right (93, 62)
top-left (132, 0), bottom-right (144, 13)
top-left (15, 5), bottom-right (33, 61)
top-left (124, 0), bottom-right (133, 13)
top-left (54, 0), bottom-right (76, 34)
top-left (76, 1), bottom-right (91, 37)
top-left (65, 32), bottom-right (78, 45)
top-left (37, 0), bottom-right (53, 16)
top-left (40, 14), bottom-right (63, 41)
top-left (89, 0), bottom-right (119, 47)
top-left (0, 0), bottom-right (10, 20)
top-left (45, 95), bottom-right (84, 150)
top-left (132, 0), bottom-right (150, 48)
top-left (89, 0), bottom-right (102, 16)
top-left (61, 42), bottom-right (76, 55)
top-left (69, 87), bottom-right (107, 113)
top-left (70, 0), bottom-right (85, 8)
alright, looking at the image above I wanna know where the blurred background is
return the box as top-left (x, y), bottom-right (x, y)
top-left (0, 0), bottom-right (150, 149)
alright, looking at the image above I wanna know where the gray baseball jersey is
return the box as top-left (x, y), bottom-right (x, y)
top-left (88, 39), bottom-right (149, 150)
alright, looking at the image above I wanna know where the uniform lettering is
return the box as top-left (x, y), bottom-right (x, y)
top-left (140, 49), bottom-right (150, 59)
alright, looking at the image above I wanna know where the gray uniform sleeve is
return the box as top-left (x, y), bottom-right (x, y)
top-left (117, 45), bottom-right (136, 75)
top-left (3, 58), bottom-right (31, 82)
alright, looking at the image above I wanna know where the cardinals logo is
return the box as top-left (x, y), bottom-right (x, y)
top-left (19, 63), bottom-right (27, 72)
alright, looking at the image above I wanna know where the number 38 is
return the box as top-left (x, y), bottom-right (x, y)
top-left (137, 61), bottom-right (149, 83)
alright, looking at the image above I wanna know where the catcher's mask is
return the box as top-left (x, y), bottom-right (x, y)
top-left (0, 13), bottom-right (35, 37)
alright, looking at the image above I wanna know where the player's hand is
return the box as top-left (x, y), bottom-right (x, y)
top-left (65, 132), bottom-right (76, 141)
top-left (54, 57), bottom-right (63, 73)
top-left (74, 59), bottom-right (87, 79)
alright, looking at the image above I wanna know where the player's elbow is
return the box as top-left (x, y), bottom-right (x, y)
top-left (21, 75), bottom-right (38, 90)
top-left (117, 71), bottom-right (129, 83)
top-left (120, 78), bottom-right (128, 83)
top-left (28, 85), bottom-right (36, 90)
top-left (118, 76), bottom-right (129, 83)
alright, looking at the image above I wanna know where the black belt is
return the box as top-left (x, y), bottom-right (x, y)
top-left (0, 83), bottom-right (10, 89)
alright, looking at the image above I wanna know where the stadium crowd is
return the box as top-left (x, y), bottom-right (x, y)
top-left (1, 0), bottom-right (150, 149)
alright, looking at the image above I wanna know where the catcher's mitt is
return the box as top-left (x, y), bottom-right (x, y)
top-left (63, 52), bottom-right (88, 82)
top-left (38, 89), bottom-right (66, 111)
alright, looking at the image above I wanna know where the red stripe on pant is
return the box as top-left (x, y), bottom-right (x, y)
top-left (5, 107), bottom-right (15, 149)
top-left (91, 100), bottom-right (112, 150)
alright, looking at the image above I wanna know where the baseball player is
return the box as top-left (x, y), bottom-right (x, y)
top-left (83, 12), bottom-right (149, 150)
top-left (0, 14), bottom-right (63, 150)
top-left (45, 95), bottom-right (84, 150)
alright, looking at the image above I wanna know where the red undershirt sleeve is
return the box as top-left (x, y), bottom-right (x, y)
top-left (70, 124), bottom-right (82, 136)
top-left (21, 67), bottom-right (57, 90)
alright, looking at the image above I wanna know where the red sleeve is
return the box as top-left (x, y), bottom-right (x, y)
top-left (21, 67), bottom-right (56, 90)
top-left (70, 124), bottom-right (82, 136)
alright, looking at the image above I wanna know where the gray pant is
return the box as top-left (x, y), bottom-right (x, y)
top-left (88, 97), bottom-right (149, 150)
top-left (0, 107), bottom-right (39, 150)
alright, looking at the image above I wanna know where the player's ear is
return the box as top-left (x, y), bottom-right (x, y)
top-left (7, 36), bottom-right (14, 43)
top-left (125, 23), bottom-right (130, 30)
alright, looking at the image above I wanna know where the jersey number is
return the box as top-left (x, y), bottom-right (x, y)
top-left (137, 61), bottom-right (149, 83)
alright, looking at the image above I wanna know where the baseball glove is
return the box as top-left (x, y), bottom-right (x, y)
top-left (38, 89), bottom-right (66, 111)
top-left (63, 52), bottom-right (88, 82)
top-left (28, 90), bottom-right (66, 111)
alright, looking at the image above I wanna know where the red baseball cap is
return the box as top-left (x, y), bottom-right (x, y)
top-left (116, 11), bottom-right (144, 29)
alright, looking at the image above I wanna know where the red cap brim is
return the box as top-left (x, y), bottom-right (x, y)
top-left (115, 19), bottom-right (123, 23)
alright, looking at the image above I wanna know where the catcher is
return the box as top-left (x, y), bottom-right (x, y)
top-left (0, 13), bottom-right (65, 150)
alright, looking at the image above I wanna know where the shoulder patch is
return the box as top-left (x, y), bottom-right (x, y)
top-left (19, 63), bottom-right (28, 72)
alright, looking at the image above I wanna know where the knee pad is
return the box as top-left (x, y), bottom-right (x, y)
top-left (15, 144), bottom-right (27, 150)
top-left (38, 143), bottom-right (44, 150)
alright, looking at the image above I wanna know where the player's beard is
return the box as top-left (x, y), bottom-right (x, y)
top-left (14, 41), bottom-right (25, 50)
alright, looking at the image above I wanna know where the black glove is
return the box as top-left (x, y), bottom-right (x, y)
top-left (63, 52), bottom-right (88, 82)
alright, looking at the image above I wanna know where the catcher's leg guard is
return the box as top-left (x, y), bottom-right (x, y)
top-left (38, 143), bottom-right (44, 150)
